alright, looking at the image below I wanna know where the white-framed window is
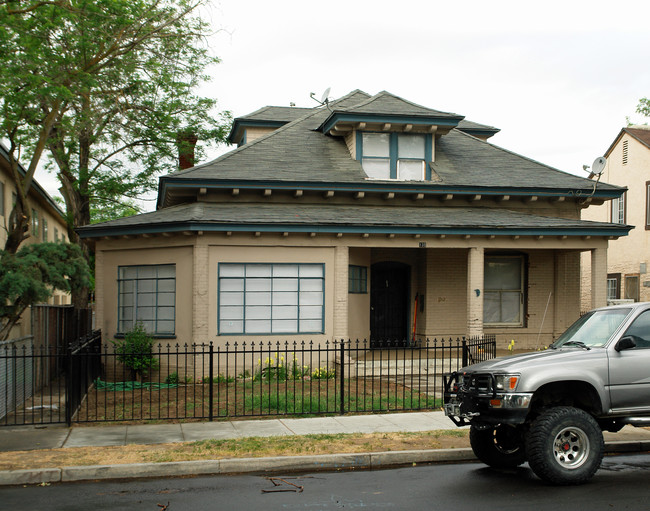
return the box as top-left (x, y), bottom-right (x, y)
top-left (611, 193), bottom-right (626, 224)
top-left (218, 263), bottom-right (324, 335)
top-left (484, 255), bottom-right (524, 326)
top-left (607, 274), bottom-right (620, 301)
top-left (360, 132), bottom-right (428, 181)
top-left (117, 264), bottom-right (176, 336)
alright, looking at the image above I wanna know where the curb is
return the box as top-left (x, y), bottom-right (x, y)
top-left (1, 441), bottom-right (649, 486)
top-left (0, 448), bottom-right (477, 486)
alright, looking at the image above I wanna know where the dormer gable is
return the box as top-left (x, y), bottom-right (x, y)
top-left (319, 91), bottom-right (464, 137)
top-left (228, 105), bottom-right (312, 146)
top-left (319, 91), bottom-right (463, 182)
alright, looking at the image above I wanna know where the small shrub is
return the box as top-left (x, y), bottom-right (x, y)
top-left (165, 372), bottom-right (180, 385)
top-left (112, 323), bottom-right (159, 381)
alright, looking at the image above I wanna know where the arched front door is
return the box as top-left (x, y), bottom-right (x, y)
top-left (370, 262), bottom-right (410, 347)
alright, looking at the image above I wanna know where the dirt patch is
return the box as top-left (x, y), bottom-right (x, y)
top-left (0, 430), bottom-right (470, 471)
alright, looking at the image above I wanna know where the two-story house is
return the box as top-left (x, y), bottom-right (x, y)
top-left (1, 143), bottom-right (72, 337)
top-left (581, 126), bottom-right (650, 308)
top-left (78, 90), bottom-right (629, 350)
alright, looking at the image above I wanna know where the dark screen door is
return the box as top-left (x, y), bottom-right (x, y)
top-left (370, 262), bottom-right (410, 346)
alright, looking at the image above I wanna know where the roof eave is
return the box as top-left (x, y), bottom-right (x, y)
top-left (78, 221), bottom-right (632, 240)
top-left (319, 112), bottom-right (464, 135)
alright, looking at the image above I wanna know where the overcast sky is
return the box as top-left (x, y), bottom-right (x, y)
top-left (36, 0), bottom-right (650, 207)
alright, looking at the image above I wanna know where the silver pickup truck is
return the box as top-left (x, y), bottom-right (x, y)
top-left (444, 302), bottom-right (650, 485)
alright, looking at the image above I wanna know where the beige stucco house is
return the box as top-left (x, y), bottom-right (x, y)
top-left (1, 143), bottom-right (72, 337)
top-left (78, 90), bottom-right (630, 350)
top-left (581, 126), bottom-right (650, 309)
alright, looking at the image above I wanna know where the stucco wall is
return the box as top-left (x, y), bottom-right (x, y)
top-left (581, 130), bottom-right (650, 308)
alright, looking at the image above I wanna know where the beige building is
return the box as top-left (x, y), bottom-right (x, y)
top-left (581, 126), bottom-right (650, 309)
top-left (1, 143), bottom-right (72, 337)
top-left (79, 90), bottom-right (629, 350)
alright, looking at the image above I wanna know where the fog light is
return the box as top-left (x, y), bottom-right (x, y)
top-left (490, 399), bottom-right (502, 408)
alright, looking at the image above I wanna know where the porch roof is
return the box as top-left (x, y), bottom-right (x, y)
top-left (78, 202), bottom-right (632, 239)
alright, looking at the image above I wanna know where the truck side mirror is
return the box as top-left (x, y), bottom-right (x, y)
top-left (615, 336), bottom-right (637, 352)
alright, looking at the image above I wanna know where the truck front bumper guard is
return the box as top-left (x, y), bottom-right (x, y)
top-left (443, 372), bottom-right (533, 426)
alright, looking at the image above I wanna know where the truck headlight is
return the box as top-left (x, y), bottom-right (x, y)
top-left (494, 374), bottom-right (520, 392)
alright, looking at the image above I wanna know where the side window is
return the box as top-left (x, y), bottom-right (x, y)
top-left (623, 310), bottom-right (650, 348)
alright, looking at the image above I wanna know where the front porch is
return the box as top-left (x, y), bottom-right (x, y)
top-left (340, 242), bottom-right (609, 351)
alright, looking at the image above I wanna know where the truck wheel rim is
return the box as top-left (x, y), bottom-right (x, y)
top-left (552, 427), bottom-right (590, 469)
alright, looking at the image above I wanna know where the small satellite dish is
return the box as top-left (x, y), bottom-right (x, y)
top-left (591, 156), bottom-right (606, 176)
top-left (320, 87), bottom-right (331, 104)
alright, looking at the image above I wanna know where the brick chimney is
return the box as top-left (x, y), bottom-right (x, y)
top-left (176, 130), bottom-right (198, 170)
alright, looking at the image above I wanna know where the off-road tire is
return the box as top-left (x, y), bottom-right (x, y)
top-left (526, 406), bottom-right (604, 485)
top-left (469, 424), bottom-right (527, 468)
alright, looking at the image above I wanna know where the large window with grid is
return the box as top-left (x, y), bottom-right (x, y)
top-left (117, 264), bottom-right (176, 335)
top-left (484, 255), bottom-right (524, 326)
top-left (218, 263), bottom-right (324, 335)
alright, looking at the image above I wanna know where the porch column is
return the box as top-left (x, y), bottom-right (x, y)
top-left (333, 246), bottom-right (349, 341)
top-left (467, 247), bottom-right (484, 337)
top-left (192, 238), bottom-right (209, 344)
top-left (591, 247), bottom-right (608, 309)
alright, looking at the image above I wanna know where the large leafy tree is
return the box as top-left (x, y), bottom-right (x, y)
top-left (637, 97), bottom-right (650, 119)
top-left (0, 0), bottom-right (230, 307)
top-left (0, 242), bottom-right (90, 341)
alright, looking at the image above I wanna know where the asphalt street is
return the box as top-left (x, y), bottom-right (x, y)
top-left (3, 453), bottom-right (650, 511)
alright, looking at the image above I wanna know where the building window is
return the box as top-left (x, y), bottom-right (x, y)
top-left (611, 193), bottom-right (626, 224)
top-left (117, 264), bottom-right (176, 336)
top-left (349, 265), bottom-right (368, 294)
top-left (31, 208), bottom-right (39, 237)
top-left (624, 275), bottom-right (640, 302)
top-left (622, 139), bottom-right (629, 165)
top-left (218, 263), bottom-right (324, 335)
top-left (607, 273), bottom-right (621, 300)
top-left (42, 218), bottom-right (48, 241)
top-left (484, 255), bottom-right (524, 326)
top-left (54, 227), bottom-right (59, 242)
top-left (646, 182), bottom-right (650, 230)
top-left (359, 132), bottom-right (430, 181)
top-left (0, 181), bottom-right (4, 217)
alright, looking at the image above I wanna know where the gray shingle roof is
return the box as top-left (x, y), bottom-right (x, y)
top-left (166, 88), bottom-right (620, 198)
top-left (236, 105), bottom-right (314, 123)
top-left (330, 90), bottom-right (463, 119)
top-left (78, 202), bottom-right (630, 238)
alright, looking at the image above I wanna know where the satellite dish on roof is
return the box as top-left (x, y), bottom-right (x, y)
top-left (310, 87), bottom-right (331, 108)
top-left (320, 87), bottom-right (331, 104)
top-left (591, 156), bottom-right (606, 176)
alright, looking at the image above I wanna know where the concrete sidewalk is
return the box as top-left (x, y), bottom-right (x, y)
top-left (0, 411), bottom-right (459, 452)
top-left (1, 411), bottom-right (650, 486)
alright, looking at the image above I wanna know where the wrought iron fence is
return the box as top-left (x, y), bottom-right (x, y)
top-left (0, 335), bottom-right (496, 426)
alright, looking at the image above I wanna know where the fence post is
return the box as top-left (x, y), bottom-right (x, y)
top-left (65, 345), bottom-right (73, 426)
top-left (462, 338), bottom-right (468, 368)
top-left (339, 340), bottom-right (345, 415)
top-left (208, 343), bottom-right (214, 422)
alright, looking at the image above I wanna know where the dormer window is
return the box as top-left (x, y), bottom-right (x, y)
top-left (359, 132), bottom-right (430, 181)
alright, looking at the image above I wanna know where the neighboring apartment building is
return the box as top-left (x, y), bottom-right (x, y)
top-left (581, 126), bottom-right (650, 309)
top-left (78, 90), bottom-right (629, 350)
top-left (0, 143), bottom-right (71, 336)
